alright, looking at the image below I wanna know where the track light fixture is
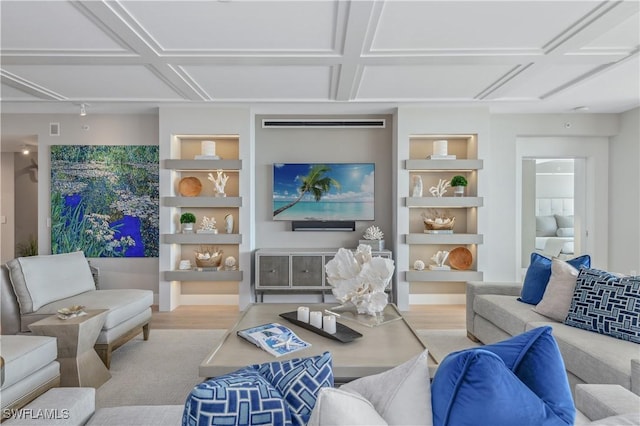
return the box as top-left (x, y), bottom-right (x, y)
top-left (80, 103), bottom-right (87, 116)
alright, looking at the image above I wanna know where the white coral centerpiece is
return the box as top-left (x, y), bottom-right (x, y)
top-left (363, 225), bottom-right (384, 240)
top-left (325, 245), bottom-right (395, 316)
top-left (429, 179), bottom-right (451, 197)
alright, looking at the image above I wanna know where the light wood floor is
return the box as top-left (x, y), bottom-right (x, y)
top-left (150, 304), bottom-right (466, 330)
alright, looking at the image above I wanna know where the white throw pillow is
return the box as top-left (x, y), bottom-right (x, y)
top-left (533, 258), bottom-right (579, 322)
top-left (7, 251), bottom-right (95, 313)
top-left (536, 215), bottom-right (558, 237)
top-left (556, 227), bottom-right (574, 237)
top-left (307, 388), bottom-right (388, 426)
top-left (340, 349), bottom-right (432, 425)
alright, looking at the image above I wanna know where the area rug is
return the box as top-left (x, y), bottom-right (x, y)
top-left (417, 329), bottom-right (481, 364)
top-left (96, 329), bottom-right (226, 409)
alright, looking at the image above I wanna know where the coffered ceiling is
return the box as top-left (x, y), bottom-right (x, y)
top-left (1, 0), bottom-right (638, 115)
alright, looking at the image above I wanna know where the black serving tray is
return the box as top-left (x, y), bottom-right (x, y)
top-left (279, 311), bottom-right (363, 343)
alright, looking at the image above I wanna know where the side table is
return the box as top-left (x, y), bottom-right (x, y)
top-left (29, 309), bottom-right (111, 388)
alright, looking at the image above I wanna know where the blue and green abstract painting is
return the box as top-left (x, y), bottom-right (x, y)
top-left (51, 145), bottom-right (159, 257)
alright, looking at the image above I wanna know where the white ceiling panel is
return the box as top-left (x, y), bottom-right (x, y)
top-left (502, 64), bottom-right (600, 99)
top-left (357, 64), bottom-right (514, 99)
top-left (371, 1), bottom-right (597, 51)
top-left (0, 84), bottom-right (42, 100)
top-left (543, 56), bottom-right (640, 113)
top-left (0, 1), bottom-right (125, 52)
top-left (0, 0), bottom-right (638, 113)
top-left (583, 12), bottom-right (640, 50)
top-left (121, 1), bottom-right (339, 52)
top-left (2, 65), bottom-right (183, 100)
top-left (181, 65), bottom-right (332, 100)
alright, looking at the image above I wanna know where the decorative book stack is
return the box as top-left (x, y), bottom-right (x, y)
top-left (428, 139), bottom-right (456, 160)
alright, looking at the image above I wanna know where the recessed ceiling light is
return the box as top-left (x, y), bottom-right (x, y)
top-left (572, 106), bottom-right (589, 112)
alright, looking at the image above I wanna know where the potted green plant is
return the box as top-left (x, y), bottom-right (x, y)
top-left (180, 212), bottom-right (196, 233)
top-left (450, 175), bottom-right (468, 197)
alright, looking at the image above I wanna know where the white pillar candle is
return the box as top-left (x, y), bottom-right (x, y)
top-left (297, 306), bottom-right (310, 323)
top-left (309, 311), bottom-right (323, 328)
top-left (433, 140), bottom-right (448, 156)
top-left (201, 140), bottom-right (216, 156)
top-left (322, 315), bottom-right (336, 334)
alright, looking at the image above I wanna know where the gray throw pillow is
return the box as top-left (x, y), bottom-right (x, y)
top-left (533, 258), bottom-right (579, 322)
top-left (536, 216), bottom-right (557, 237)
top-left (555, 214), bottom-right (574, 228)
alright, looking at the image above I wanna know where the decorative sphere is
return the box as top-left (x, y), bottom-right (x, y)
top-left (414, 260), bottom-right (425, 271)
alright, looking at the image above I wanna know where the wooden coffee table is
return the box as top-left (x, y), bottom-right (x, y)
top-left (29, 309), bottom-right (111, 388)
top-left (199, 303), bottom-right (429, 383)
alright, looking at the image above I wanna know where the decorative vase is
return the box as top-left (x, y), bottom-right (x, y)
top-left (182, 223), bottom-right (194, 233)
top-left (225, 214), bottom-right (234, 234)
top-left (453, 186), bottom-right (465, 197)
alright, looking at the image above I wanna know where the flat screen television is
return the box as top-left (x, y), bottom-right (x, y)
top-left (273, 163), bottom-right (375, 221)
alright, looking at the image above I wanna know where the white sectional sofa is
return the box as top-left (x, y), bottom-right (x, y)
top-left (467, 280), bottom-right (640, 395)
top-left (0, 335), bottom-right (60, 416)
top-left (1, 251), bottom-right (153, 369)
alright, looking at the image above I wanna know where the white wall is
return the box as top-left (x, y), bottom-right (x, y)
top-left (0, 113), bottom-right (160, 295)
top-left (2, 107), bottom-right (637, 309)
top-left (609, 107), bottom-right (640, 275)
top-left (489, 114), bottom-right (619, 281)
top-left (254, 114), bottom-right (393, 250)
top-left (14, 151), bottom-right (38, 254)
top-left (1, 154), bottom-right (15, 263)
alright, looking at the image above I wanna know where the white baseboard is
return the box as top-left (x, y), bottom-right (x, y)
top-left (409, 294), bottom-right (465, 305)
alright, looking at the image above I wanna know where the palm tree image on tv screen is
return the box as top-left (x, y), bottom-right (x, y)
top-left (272, 163), bottom-right (375, 221)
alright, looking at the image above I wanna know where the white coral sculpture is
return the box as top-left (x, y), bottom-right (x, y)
top-left (429, 179), bottom-right (451, 197)
top-left (363, 225), bottom-right (384, 240)
top-left (199, 216), bottom-right (217, 231)
top-left (431, 250), bottom-right (450, 267)
top-left (325, 245), bottom-right (395, 316)
top-left (208, 169), bottom-right (229, 197)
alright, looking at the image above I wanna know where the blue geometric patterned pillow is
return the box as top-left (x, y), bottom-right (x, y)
top-left (565, 268), bottom-right (640, 343)
top-left (254, 351), bottom-right (333, 425)
top-left (183, 352), bottom-right (333, 426)
top-left (182, 367), bottom-right (292, 426)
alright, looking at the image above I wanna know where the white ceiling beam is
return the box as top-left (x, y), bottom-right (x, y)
top-left (334, 0), bottom-right (379, 101)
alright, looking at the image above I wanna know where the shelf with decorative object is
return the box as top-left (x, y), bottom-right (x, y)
top-left (405, 197), bottom-right (483, 208)
top-left (405, 159), bottom-right (483, 171)
top-left (163, 159), bottom-right (242, 170)
top-left (160, 135), bottom-right (244, 311)
top-left (163, 197), bottom-right (242, 208)
top-left (404, 270), bottom-right (483, 282)
top-left (163, 270), bottom-right (243, 282)
top-left (403, 134), bottom-right (483, 299)
top-left (405, 233), bottom-right (483, 245)
top-left (162, 233), bottom-right (242, 244)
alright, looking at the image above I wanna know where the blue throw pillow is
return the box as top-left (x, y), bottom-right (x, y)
top-left (183, 352), bottom-right (333, 426)
top-left (431, 326), bottom-right (575, 426)
top-left (183, 367), bottom-right (292, 426)
top-left (519, 253), bottom-right (590, 305)
top-left (565, 268), bottom-right (640, 343)
top-left (254, 351), bottom-right (333, 426)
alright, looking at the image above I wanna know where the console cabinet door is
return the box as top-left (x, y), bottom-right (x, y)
top-left (291, 256), bottom-right (323, 288)
top-left (258, 256), bottom-right (290, 287)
